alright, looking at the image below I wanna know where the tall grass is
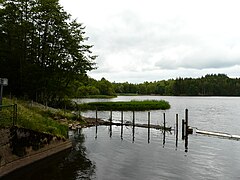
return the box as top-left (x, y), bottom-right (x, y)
top-left (2, 98), bottom-right (70, 138)
top-left (79, 100), bottom-right (170, 111)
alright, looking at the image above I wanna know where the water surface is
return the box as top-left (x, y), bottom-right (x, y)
top-left (4, 96), bottom-right (240, 179)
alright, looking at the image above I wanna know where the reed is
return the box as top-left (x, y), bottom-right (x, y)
top-left (79, 100), bottom-right (170, 111)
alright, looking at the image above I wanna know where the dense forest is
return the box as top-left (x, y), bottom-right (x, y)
top-left (1, 1), bottom-right (240, 107)
top-left (0, 0), bottom-right (96, 104)
top-left (112, 74), bottom-right (240, 96)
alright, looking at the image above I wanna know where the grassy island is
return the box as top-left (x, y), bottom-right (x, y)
top-left (78, 100), bottom-right (170, 111)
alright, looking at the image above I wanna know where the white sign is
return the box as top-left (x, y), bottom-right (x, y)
top-left (0, 78), bottom-right (8, 86)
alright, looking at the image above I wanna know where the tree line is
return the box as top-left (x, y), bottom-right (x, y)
top-left (64, 74), bottom-right (240, 98)
top-left (112, 74), bottom-right (240, 96)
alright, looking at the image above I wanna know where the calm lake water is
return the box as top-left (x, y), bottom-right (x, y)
top-left (4, 96), bottom-right (240, 180)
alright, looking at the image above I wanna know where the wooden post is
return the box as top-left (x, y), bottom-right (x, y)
top-left (182, 119), bottom-right (185, 140)
top-left (132, 111), bottom-right (135, 126)
top-left (121, 111), bottom-right (123, 124)
top-left (176, 114), bottom-right (178, 137)
top-left (110, 110), bottom-right (112, 123)
top-left (95, 108), bottom-right (98, 124)
top-left (148, 112), bottom-right (150, 143)
top-left (163, 113), bottom-right (166, 130)
top-left (148, 112), bottom-right (150, 128)
top-left (133, 111), bottom-right (135, 124)
top-left (185, 109), bottom-right (188, 135)
top-left (175, 114), bottom-right (178, 149)
top-left (132, 124), bottom-right (135, 143)
top-left (110, 123), bottom-right (112, 138)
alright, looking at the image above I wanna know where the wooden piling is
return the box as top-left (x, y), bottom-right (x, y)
top-left (133, 111), bottom-right (135, 124)
top-left (110, 110), bottom-right (112, 123)
top-left (175, 114), bottom-right (179, 148)
top-left (148, 112), bottom-right (150, 143)
top-left (185, 109), bottom-right (188, 135)
top-left (182, 119), bottom-right (185, 140)
top-left (163, 113), bottom-right (166, 130)
top-left (95, 108), bottom-right (98, 124)
top-left (148, 112), bottom-right (150, 128)
top-left (176, 114), bottom-right (178, 137)
top-left (121, 111), bottom-right (123, 124)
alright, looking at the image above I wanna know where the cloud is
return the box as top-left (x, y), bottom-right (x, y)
top-left (60, 0), bottom-right (240, 82)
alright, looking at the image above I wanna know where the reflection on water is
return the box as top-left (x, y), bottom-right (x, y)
top-left (95, 124), bottom-right (188, 152)
top-left (4, 96), bottom-right (240, 179)
top-left (2, 130), bottom-right (96, 180)
top-left (3, 125), bottom-right (240, 179)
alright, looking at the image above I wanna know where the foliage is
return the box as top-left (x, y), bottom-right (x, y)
top-left (113, 74), bottom-right (240, 96)
top-left (78, 100), bottom-right (171, 111)
top-left (0, 0), bottom-right (96, 102)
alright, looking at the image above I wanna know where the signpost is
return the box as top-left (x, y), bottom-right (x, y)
top-left (0, 78), bottom-right (8, 106)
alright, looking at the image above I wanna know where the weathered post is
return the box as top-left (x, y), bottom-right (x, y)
top-left (176, 114), bottom-right (179, 137)
top-left (175, 114), bottom-right (179, 149)
top-left (148, 112), bottom-right (150, 143)
top-left (121, 111), bottom-right (123, 140)
top-left (95, 108), bottom-right (98, 124)
top-left (133, 111), bottom-right (135, 124)
top-left (185, 109), bottom-right (188, 135)
top-left (182, 119), bottom-right (185, 140)
top-left (148, 112), bottom-right (150, 128)
top-left (110, 123), bottom-right (112, 138)
top-left (163, 113), bottom-right (166, 130)
top-left (110, 110), bottom-right (112, 123)
top-left (121, 111), bottom-right (123, 125)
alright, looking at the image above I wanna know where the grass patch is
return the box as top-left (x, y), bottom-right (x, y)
top-left (77, 95), bottom-right (117, 98)
top-left (1, 98), bottom-right (78, 138)
top-left (78, 100), bottom-right (170, 111)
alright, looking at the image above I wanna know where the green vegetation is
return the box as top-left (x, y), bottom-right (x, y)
top-left (79, 100), bottom-right (170, 111)
top-left (1, 98), bottom-right (77, 138)
top-left (77, 95), bottom-right (117, 99)
top-left (0, 0), bottom-right (96, 103)
top-left (113, 74), bottom-right (240, 96)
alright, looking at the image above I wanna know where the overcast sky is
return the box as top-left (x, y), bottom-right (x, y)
top-left (60, 0), bottom-right (240, 83)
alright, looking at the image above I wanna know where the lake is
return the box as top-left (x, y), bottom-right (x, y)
top-left (3, 96), bottom-right (240, 179)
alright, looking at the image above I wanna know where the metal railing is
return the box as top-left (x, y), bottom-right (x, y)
top-left (0, 104), bottom-right (17, 127)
